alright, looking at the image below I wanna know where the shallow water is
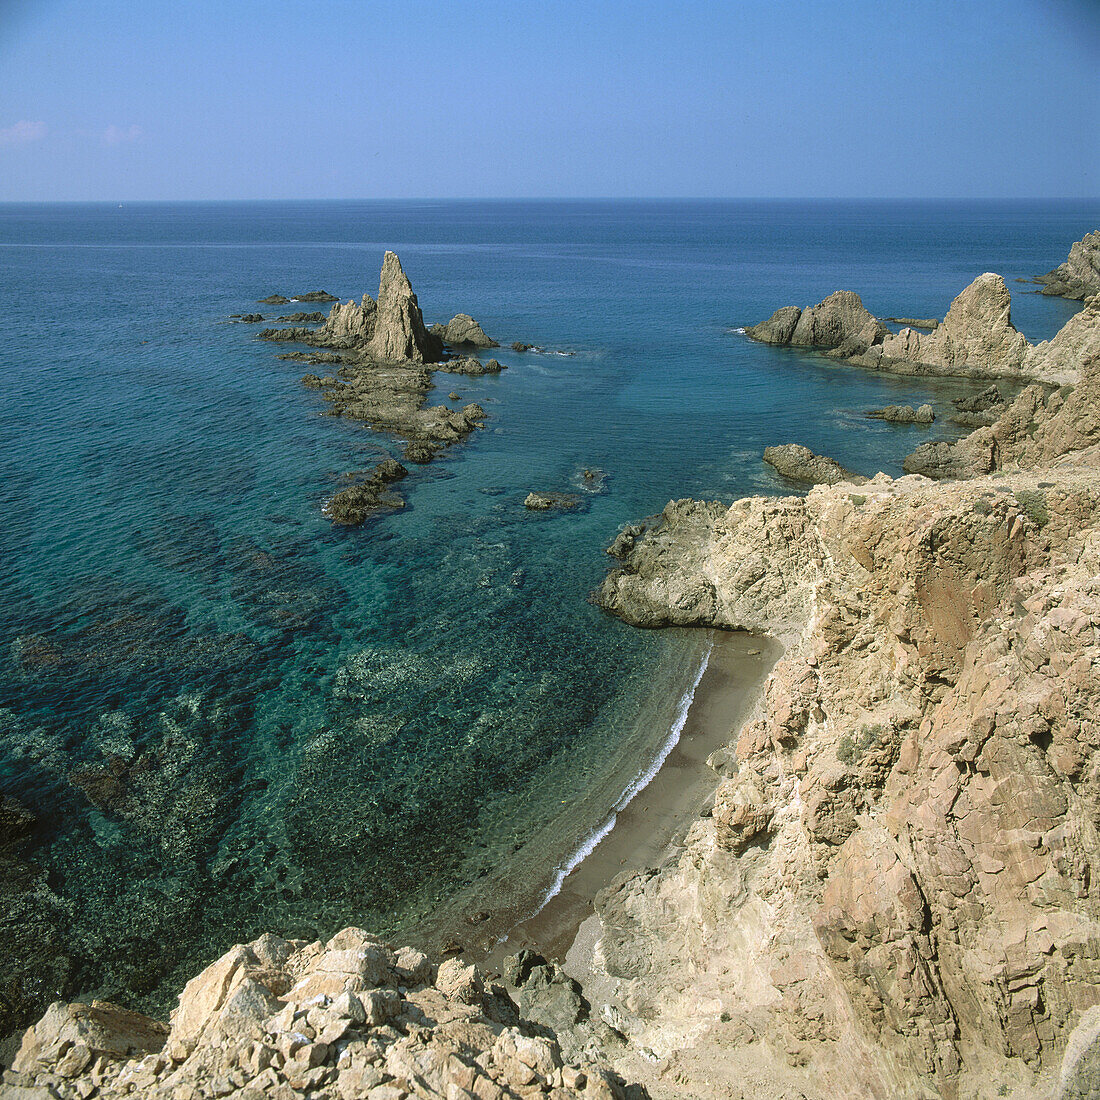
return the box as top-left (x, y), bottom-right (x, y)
top-left (0, 199), bottom-right (1095, 1021)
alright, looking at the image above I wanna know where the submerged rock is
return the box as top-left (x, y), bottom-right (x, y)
top-left (763, 443), bottom-right (866, 486)
top-left (524, 491), bottom-right (580, 511)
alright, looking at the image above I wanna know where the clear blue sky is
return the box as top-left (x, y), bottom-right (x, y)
top-left (1, 0), bottom-right (1097, 200)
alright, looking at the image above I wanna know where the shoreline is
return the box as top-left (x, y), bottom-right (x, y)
top-left (481, 629), bottom-right (781, 973)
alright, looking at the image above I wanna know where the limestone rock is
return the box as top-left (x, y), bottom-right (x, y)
top-left (763, 443), bottom-right (866, 486)
top-left (1038, 230), bottom-right (1100, 300)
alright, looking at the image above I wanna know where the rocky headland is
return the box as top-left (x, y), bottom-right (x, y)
top-left (253, 252), bottom-right (505, 524)
top-left (1036, 232), bottom-right (1100, 301)
top-left (586, 269), bottom-right (1100, 1095)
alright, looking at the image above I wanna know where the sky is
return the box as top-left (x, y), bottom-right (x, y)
top-left (0, 0), bottom-right (1097, 201)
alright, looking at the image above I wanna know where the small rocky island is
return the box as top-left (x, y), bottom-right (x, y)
top-left (1036, 230), bottom-right (1100, 301)
top-left (254, 252), bottom-right (506, 524)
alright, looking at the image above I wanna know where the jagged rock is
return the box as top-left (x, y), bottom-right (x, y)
top-left (861, 273), bottom-right (1031, 378)
top-left (747, 291), bottom-right (884, 351)
top-left (237, 313), bottom-right (264, 323)
top-left (257, 294), bottom-right (290, 305)
top-left (366, 251), bottom-right (443, 364)
top-left (275, 311), bottom-right (325, 324)
top-left (512, 341), bottom-right (533, 352)
top-left (403, 440), bottom-right (440, 464)
top-left (323, 459), bottom-right (409, 525)
top-left (316, 293), bottom-right (378, 347)
top-left (763, 443), bottom-right (866, 485)
top-left (434, 313), bottom-right (498, 348)
top-left (1038, 230), bottom-right (1100, 300)
top-left (866, 403), bottom-right (935, 424)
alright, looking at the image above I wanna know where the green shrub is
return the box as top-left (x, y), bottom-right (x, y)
top-left (1014, 489), bottom-right (1049, 528)
top-left (849, 494), bottom-right (867, 507)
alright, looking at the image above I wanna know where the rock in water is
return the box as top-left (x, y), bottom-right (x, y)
top-left (438, 313), bottom-right (499, 348)
top-left (1037, 230), bottom-right (1100, 300)
top-left (317, 293), bottom-right (378, 347)
top-left (524, 491), bottom-right (580, 511)
top-left (763, 443), bottom-right (866, 485)
top-left (747, 290), bottom-right (884, 351)
top-left (366, 251), bottom-right (443, 363)
top-left (866, 403), bottom-right (935, 424)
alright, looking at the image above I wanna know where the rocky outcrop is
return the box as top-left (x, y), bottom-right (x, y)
top-left (747, 290), bottom-right (884, 353)
top-left (749, 275), bottom-right (1100, 386)
top-left (904, 346), bottom-right (1100, 480)
top-left (1038, 231), bottom-right (1100, 301)
top-left (276, 311), bottom-right (326, 324)
top-left (323, 458), bottom-right (408, 526)
top-left (858, 273), bottom-right (1031, 378)
top-left (431, 314), bottom-right (498, 348)
top-left (763, 443), bottom-right (866, 486)
top-left (867, 403), bottom-right (935, 424)
top-left (5, 928), bottom-right (640, 1100)
top-left (247, 252), bottom-right (511, 522)
top-left (366, 252), bottom-right (443, 364)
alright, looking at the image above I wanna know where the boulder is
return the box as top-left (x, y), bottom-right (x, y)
top-left (437, 313), bottom-right (498, 348)
top-left (763, 444), bottom-right (866, 486)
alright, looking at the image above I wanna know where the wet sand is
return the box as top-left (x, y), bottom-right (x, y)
top-left (482, 628), bottom-right (782, 973)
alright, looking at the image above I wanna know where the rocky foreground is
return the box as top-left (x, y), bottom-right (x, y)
top-left (3, 928), bottom-right (640, 1100)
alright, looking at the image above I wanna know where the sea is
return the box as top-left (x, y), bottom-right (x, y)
top-left (0, 199), bottom-right (1095, 1027)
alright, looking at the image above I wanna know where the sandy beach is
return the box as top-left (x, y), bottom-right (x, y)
top-left (481, 628), bottom-right (781, 973)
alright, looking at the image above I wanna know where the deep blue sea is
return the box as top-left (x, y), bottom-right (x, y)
top-left (0, 199), bottom-right (1096, 1024)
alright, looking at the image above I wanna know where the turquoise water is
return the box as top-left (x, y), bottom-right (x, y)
top-left (0, 199), bottom-right (1095, 1025)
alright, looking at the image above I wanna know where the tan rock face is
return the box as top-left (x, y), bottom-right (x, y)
top-left (5, 927), bottom-right (636, 1100)
top-left (747, 290), bottom-right (882, 351)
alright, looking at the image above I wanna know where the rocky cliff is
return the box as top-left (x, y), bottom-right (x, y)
top-left (589, 301), bottom-right (1100, 1098)
top-left (1038, 232), bottom-right (1100, 301)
